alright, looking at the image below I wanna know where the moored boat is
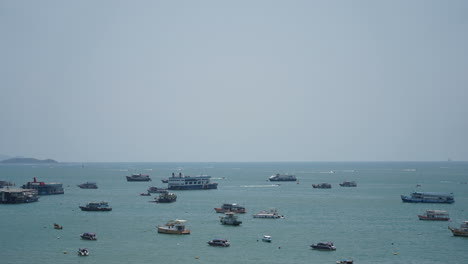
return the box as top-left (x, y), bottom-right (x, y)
top-left (336, 260), bottom-right (353, 264)
top-left (262, 235), bottom-right (272, 242)
top-left (253, 208), bottom-right (284, 219)
top-left (269, 173), bottom-right (296, 182)
top-left (22, 177), bottom-right (64, 195)
top-left (312, 183), bottom-right (332, 189)
top-left (0, 188), bottom-right (39, 204)
top-left (147, 186), bottom-right (168, 193)
top-left (339, 181), bottom-right (357, 187)
top-left (154, 192), bottom-right (177, 203)
top-left (207, 239), bottom-right (230, 247)
top-left (418, 210), bottom-right (450, 221)
top-left (80, 233), bottom-right (96, 240)
top-left (79, 202), bottom-right (112, 211)
top-left (310, 241), bottom-right (336, 250)
top-left (401, 192), bottom-right (454, 203)
top-left (448, 221), bottom-right (468, 237)
top-left (220, 212), bottom-right (242, 225)
top-left (166, 172), bottom-right (218, 190)
top-left (77, 182), bottom-right (98, 189)
top-left (214, 203), bottom-right (246, 213)
top-left (54, 223), bottom-right (63, 229)
top-left (126, 174), bottom-right (151, 182)
top-left (157, 220), bottom-right (190, 234)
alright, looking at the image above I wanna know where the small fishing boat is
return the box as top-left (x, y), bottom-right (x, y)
top-left (78, 248), bottom-right (89, 256)
top-left (80, 232), bottom-right (97, 240)
top-left (53, 223), bottom-right (63, 230)
top-left (207, 239), bottom-right (230, 247)
top-left (219, 212), bottom-right (242, 225)
top-left (262, 235), bottom-right (272, 242)
top-left (214, 203), bottom-right (246, 213)
top-left (79, 202), bottom-right (112, 211)
top-left (339, 181), bottom-right (357, 187)
top-left (310, 241), bottom-right (336, 250)
top-left (140, 192), bottom-right (151, 196)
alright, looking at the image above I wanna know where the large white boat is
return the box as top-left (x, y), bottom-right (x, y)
top-left (166, 172), bottom-right (218, 190)
top-left (268, 173), bottom-right (296, 182)
top-left (214, 203), bottom-right (246, 213)
top-left (253, 208), bottom-right (284, 219)
top-left (157, 220), bottom-right (190, 234)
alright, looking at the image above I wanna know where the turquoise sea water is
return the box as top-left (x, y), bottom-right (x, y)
top-left (1, 162), bottom-right (467, 264)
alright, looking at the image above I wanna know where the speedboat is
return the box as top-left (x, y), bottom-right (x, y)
top-left (157, 220), bottom-right (190, 234)
top-left (310, 241), bottom-right (336, 250)
top-left (262, 235), bottom-right (272, 242)
top-left (207, 239), bottom-right (230, 247)
top-left (80, 232), bottom-right (97, 240)
top-left (78, 248), bottom-right (89, 256)
top-left (53, 223), bottom-right (63, 229)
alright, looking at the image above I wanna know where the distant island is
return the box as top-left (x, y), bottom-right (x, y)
top-left (0, 158), bottom-right (58, 164)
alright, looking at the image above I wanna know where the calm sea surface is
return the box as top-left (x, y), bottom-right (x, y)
top-left (1, 162), bottom-right (467, 264)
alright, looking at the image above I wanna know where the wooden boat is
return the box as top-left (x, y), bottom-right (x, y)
top-left (418, 210), bottom-right (450, 221)
top-left (449, 221), bottom-right (468, 237)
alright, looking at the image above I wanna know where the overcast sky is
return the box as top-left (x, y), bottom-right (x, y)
top-left (1, 0), bottom-right (467, 162)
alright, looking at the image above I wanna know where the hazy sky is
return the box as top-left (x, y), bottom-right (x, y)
top-left (1, 0), bottom-right (467, 162)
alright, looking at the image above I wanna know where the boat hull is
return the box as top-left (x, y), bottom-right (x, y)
top-left (157, 227), bottom-right (190, 234)
top-left (168, 183), bottom-right (218, 190)
top-left (79, 207), bottom-right (112, 211)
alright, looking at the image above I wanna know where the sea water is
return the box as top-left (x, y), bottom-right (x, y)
top-left (1, 162), bottom-right (467, 264)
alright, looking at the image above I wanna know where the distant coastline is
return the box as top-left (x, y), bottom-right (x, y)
top-left (0, 157), bottom-right (58, 164)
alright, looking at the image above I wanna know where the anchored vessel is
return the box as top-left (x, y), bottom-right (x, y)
top-left (22, 177), bottom-right (64, 195)
top-left (0, 188), bottom-right (39, 204)
top-left (312, 183), bottom-right (332, 189)
top-left (253, 208), bottom-right (284, 219)
top-left (268, 173), bottom-right (296, 182)
top-left (401, 192), bottom-right (454, 203)
top-left (207, 239), bottom-right (230, 247)
top-left (157, 220), bottom-right (190, 234)
top-left (79, 202), bottom-right (112, 211)
top-left (336, 260), bottom-right (353, 264)
top-left (339, 181), bottom-right (357, 187)
top-left (154, 192), bottom-right (177, 203)
top-left (147, 186), bottom-right (168, 193)
top-left (418, 210), bottom-right (450, 221)
top-left (126, 174), bottom-right (151, 182)
top-left (448, 221), bottom-right (468, 237)
top-left (262, 235), bottom-right (272, 242)
top-left (80, 233), bottom-right (97, 240)
top-left (78, 182), bottom-right (98, 189)
top-left (214, 203), bottom-right (246, 213)
top-left (166, 172), bottom-right (218, 190)
top-left (220, 212), bottom-right (242, 225)
top-left (310, 241), bottom-right (336, 250)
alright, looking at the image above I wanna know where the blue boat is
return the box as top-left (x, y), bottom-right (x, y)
top-left (401, 192), bottom-right (454, 203)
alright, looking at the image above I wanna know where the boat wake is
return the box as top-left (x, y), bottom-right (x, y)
top-left (240, 184), bottom-right (280, 188)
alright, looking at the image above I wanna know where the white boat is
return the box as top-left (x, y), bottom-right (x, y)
top-left (262, 235), bottom-right (272, 242)
top-left (418, 210), bottom-right (450, 221)
top-left (166, 172), bottom-right (218, 190)
top-left (253, 208), bottom-right (284, 219)
top-left (157, 220), bottom-right (190, 234)
top-left (220, 212), bottom-right (242, 226)
top-left (268, 173), bottom-right (296, 182)
top-left (78, 248), bottom-right (89, 256)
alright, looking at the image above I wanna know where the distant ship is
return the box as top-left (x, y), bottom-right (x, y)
top-left (214, 203), bottom-right (246, 213)
top-left (78, 182), bottom-right (98, 189)
top-left (126, 174), bottom-right (151, 182)
top-left (312, 183), bottom-right (332, 189)
top-left (79, 202), bottom-right (112, 211)
top-left (166, 172), bottom-right (218, 190)
top-left (22, 177), bottom-right (64, 195)
top-left (401, 192), bottom-right (454, 203)
top-left (339, 181), bottom-right (357, 187)
top-left (268, 173), bottom-right (296, 182)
